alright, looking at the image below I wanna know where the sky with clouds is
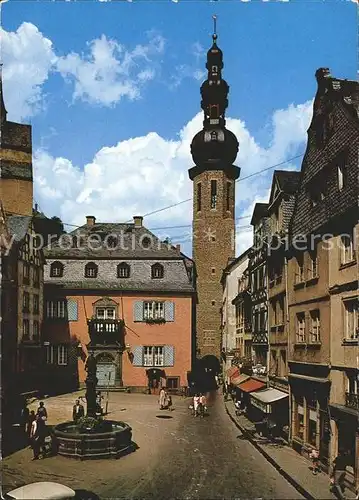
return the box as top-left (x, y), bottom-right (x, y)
top-left (1, 0), bottom-right (357, 256)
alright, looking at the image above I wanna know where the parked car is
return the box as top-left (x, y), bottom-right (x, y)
top-left (5, 482), bottom-right (76, 500)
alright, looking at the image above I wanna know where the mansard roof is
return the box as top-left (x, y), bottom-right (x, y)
top-left (45, 221), bottom-right (188, 260)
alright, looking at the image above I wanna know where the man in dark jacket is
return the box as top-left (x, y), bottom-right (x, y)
top-left (72, 399), bottom-right (85, 422)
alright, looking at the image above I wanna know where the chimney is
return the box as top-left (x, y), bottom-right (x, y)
top-left (133, 216), bottom-right (143, 228)
top-left (176, 244), bottom-right (181, 253)
top-left (86, 215), bottom-right (96, 226)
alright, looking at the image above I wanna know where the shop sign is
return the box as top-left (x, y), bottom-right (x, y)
top-left (251, 397), bottom-right (270, 414)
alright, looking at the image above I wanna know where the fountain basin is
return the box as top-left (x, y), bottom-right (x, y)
top-left (53, 420), bottom-right (133, 459)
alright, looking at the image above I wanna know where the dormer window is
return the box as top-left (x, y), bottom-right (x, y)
top-left (151, 263), bottom-right (164, 279)
top-left (85, 262), bottom-right (98, 278)
top-left (117, 262), bottom-right (130, 278)
top-left (107, 235), bottom-right (118, 249)
top-left (50, 261), bottom-right (64, 278)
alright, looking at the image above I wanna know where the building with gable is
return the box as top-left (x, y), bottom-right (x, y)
top-left (43, 215), bottom-right (195, 393)
top-left (287, 68), bottom-right (359, 487)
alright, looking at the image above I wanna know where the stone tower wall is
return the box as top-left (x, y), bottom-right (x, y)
top-left (192, 169), bottom-right (236, 359)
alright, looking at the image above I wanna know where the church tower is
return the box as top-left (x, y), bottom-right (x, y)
top-left (189, 18), bottom-right (240, 362)
top-left (0, 67), bottom-right (33, 217)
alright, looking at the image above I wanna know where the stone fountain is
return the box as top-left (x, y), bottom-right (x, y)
top-left (53, 352), bottom-right (133, 459)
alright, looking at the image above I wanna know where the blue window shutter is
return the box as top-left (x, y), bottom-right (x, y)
top-left (67, 299), bottom-right (78, 321)
top-left (132, 346), bottom-right (143, 366)
top-left (164, 345), bottom-right (174, 366)
top-left (164, 301), bottom-right (175, 322)
top-left (133, 301), bottom-right (144, 322)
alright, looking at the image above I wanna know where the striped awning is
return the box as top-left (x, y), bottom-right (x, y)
top-left (231, 374), bottom-right (250, 386)
top-left (226, 366), bottom-right (240, 379)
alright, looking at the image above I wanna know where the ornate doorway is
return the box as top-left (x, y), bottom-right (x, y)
top-left (95, 352), bottom-right (116, 387)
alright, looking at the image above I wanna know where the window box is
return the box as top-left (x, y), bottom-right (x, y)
top-left (294, 342), bottom-right (307, 348)
top-left (307, 342), bottom-right (322, 348)
top-left (339, 260), bottom-right (356, 271)
top-left (342, 338), bottom-right (359, 345)
top-left (145, 317), bottom-right (166, 325)
top-left (306, 277), bottom-right (319, 287)
top-left (294, 282), bottom-right (305, 290)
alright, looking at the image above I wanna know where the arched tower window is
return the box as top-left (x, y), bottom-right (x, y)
top-left (151, 263), bottom-right (164, 279)
top-left (117, 262), bottom-right (130, 278)
top-left (85, 262), bottom-right (98, 278)
top-left (211, 180), bottom-right (217, 209)
top-left (197, 182), bottom-right (202, 212)
top-left (50, 261), bottom-right (64, 278)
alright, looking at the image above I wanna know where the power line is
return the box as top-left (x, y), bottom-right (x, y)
top-left (125, 152), bottom-right (304, 222)
top-left (9, 152), bottom-right (303, 232)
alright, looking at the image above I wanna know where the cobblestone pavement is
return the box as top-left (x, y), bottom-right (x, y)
top-left (3, 391), bottom-right (304, 499)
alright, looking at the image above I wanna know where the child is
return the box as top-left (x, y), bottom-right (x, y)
top-left (309, 448), bottom-right (319, 475)
top-left (167, 395), bottom-right (173, 411)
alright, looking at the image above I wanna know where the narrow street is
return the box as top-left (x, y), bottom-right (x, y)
top-left (3, 392), bottom-right (303, 499)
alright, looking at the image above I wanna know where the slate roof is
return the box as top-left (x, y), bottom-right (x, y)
top-left (250, 203), bottom-right (269, 226)
top-left (45, 222), bottom-right (184, 259)
top-left (6, 215), bottom-right (32, 242)
top-left (44, 279), bottom-right (195, 293)
top-left (274, 170), bottom-right (301, 195)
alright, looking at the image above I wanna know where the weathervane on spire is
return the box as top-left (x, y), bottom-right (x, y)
top-left (212, 15), bottom-right (217, 41)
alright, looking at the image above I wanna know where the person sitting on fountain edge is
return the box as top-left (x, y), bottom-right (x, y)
top-left (72, 399), bottom-right (85, 423)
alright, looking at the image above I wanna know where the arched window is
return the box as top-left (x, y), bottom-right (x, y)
top-left (151, 263), bottom-right (164, 279)
top-left (50, 261), bottom-right (64, 278)
top-left (117, 262), bottom-right (130, 278)
top-left (85, 262), bottom-right (98, 278)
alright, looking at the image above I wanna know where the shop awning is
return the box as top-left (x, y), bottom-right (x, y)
top-left (251, 388), bottom-right (288, 404)
top-left (238, 378), bottom-right (266, 393)
top-left (231, 374), bottom-right (250, 386)
top-left (250, 388), bottom-right (288, 414)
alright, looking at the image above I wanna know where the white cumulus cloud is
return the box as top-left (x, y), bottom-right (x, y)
top-left (33, 100), bottom-right (313, 257)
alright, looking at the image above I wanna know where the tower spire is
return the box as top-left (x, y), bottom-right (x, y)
top-left (189, 17), bottom-right (239, 176)
top-left (0, 64), bottom-right (7, 125)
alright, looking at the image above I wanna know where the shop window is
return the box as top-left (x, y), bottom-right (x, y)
top-left (295, 397), bottom-right (304, 440)
top-left (307, 397), bottom-right (317, 446)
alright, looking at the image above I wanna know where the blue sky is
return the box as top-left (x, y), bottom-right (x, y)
top-left (1, 0), bottom-right (357, 255)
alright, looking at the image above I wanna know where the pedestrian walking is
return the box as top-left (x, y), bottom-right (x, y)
top-left (36, 401), bottom-right (48, 422)
top-left (30, 414), bottom-right (46, 460)
top-left (193, 394), bottom-right (200, 417)
top-left (200, 393), bottom-right (207, 416)
top-left (330, 450), bottom-right (349, 499)
top-left (72, 399), bottom-right (85, 423)
top-left (159, 387), bottom-right (166, 410)
top-left (309, 447), bottom-right (320, 475)
top-left (27, 410), bottom-right (36, 440)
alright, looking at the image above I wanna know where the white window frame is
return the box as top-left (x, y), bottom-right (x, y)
top-left (341, 232), bottom-right (355, 265)
top-left (46, 345), bottom-right (55, 364)
top-left (46, 300), bottom-right (66, 319)
top-left (33, 320), bottom-right (39, 338)
top-left (58, 345), bottom-right (68, 365)
top-left (344, 299), bottom-right (359, 340)
top-left (96, 307), bottom-right (116, 320)
top-left (310, 310), bottom-right (320, 343)
top-left (143, 301), bottom-right (164, 320)
top-left (143, 346), bottom-right (164, 367)
top-left (296, 313), bottom-right (306, 343)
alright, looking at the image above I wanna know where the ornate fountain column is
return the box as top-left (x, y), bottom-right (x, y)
top-left (85, 352), bottom-right (98, 418)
